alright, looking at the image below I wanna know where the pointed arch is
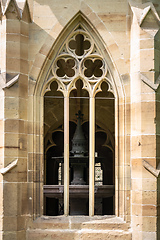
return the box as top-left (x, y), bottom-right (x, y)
top-left (31, 10), bottom-right (127, 220)
top-left (31, 9), bottom-right (125, 100)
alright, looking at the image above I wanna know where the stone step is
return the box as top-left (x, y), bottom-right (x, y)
top-left (26, 229), bottom-right (77, 240)
top-left (79, 229), bottom-right (132, 240)
top-left (28, 215), bottom-right (130, 231)
top-left (27, 229), bottom-right (132, 240)
top-left (28, 216), bottom-right (70, 230)
top-left (81, 217), bottom-right (130, 231)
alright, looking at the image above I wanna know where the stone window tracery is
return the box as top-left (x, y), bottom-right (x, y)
top-left (51, 26), bottom-right (107, 88)
top-left (44, 25), bottom-right (115, 216)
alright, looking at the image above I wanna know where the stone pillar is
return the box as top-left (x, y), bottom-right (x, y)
top-left (130, 2), bottom-right (160, 239)
top-left (0, 1), bottom-right (31, 239)
top-left (155, 30), bottom-right (160, 240)
top-left (0, 73), bottom-right (4, 240)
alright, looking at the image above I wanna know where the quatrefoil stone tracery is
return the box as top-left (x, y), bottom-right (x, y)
top-left (51, 29), bottom-right (108, 94)
top-left (68, 33), bottom-right (91, 57)
top-left (84, 59), bottom-right (103, 78)
top-left (56, 58), bottom-right (76, 78)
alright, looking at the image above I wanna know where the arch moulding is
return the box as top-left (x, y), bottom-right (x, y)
top-left (31, 11), bottom-right (127, 221)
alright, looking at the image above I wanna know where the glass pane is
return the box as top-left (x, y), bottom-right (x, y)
top-left (95, 81), bottom-right (115, 215)
top-left (69, 79), bottom-right (89, 215)
top-left (44, 81), bottom-right (64, 216)
top-left (95, 163), bottom-right (103, 186)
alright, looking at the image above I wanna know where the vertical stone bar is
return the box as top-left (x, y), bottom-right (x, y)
top-left (89, 97), bottom-right (95, 216)
top-left (64, 96), bottom-right (69, 215)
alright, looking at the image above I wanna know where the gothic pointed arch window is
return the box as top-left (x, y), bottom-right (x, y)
top-left (43, 23), bottom-right (115, 216)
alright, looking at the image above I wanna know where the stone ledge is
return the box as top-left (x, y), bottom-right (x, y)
top-left (27, 228), bottom-right (132, 240)
top-left (27, 215), bottom-right (130, 231)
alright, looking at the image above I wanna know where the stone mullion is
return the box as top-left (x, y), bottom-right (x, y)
top-left (89, 96), bottom-right (95, 216)
top-left (114, 96), bottom-right (119, 217)
top-left (64, 96), bottom-right (69, 216)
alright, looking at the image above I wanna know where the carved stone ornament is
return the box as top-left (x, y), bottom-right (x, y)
top-left (45, 25), bottom-right (113, 97)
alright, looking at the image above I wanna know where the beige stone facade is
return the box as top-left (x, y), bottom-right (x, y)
top-left (0, 0), bottom-right (160, 239)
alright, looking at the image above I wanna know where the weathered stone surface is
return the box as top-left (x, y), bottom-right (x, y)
top-left (0, 0), bottom-right (160, 240)
top-left (27, 216), bottom-right (131, 240)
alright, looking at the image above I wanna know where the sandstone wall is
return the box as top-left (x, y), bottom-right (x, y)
top-left (0, 0), bottom-right (159, 239)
